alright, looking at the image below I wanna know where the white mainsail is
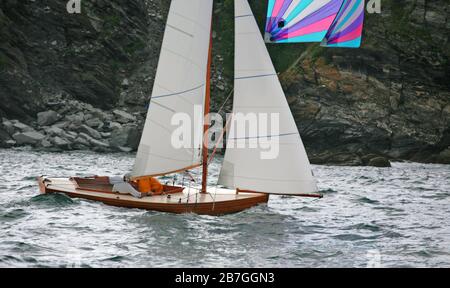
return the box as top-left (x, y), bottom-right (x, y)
top-left (132, 0), bottom-right (213, 177)
top-left (218, 0), bottom-right (318, 195)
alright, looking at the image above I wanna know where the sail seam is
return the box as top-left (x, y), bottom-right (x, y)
top-left (228, 132), bottom-right (299, 140)
top-left (235, 14), bottom-right (252, 18)
top-left (235, 73), bottom-right (277, 80)
top-left (166, 24), bottom-right (194, 38)
top-left (162, 46), bottom-right (203, 70)
top-left (143, 151), bottom-right (199, 163)
top-left (171, 11), bottom-right (211, 31)
top-left (148, 119), bottom-right (173, 135)
top-left (152, 84), bottom-right (205, 99)
top-left (151, 101), bottom-right (176, 113)
top-left (220, 174), bottom-right (315, 183)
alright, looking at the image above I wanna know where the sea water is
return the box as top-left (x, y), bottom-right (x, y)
top-left (0, 148), bottom-right (449, 267)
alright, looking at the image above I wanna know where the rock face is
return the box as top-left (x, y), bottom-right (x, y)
top-left (437, 149), bottom-right (450, 164)
top-left (0, 0), bottom-right (449, 166)
top-left (110, 125), bottom-right (140, 150)
top-left (37, 111), bottom-right (60, 126)
top-left (113, 110), bottom-right (137, 124)
top-left (0, 127), bottom-right (12, 147)
top-left (0, 0), bottom-right (163, 120)
top-left (0, 100), bottom-right (142, 152)
top-left (13, 131), bottom-right (45, 145)
top-left (368, 157), bottom-right (392, 168)
top-left (79, 125), bottom-right (102, 140)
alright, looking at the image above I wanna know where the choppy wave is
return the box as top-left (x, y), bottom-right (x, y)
top-left (0, 148), bottom-right (449, 267)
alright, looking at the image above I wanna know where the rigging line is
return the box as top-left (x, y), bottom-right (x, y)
top-left (186, 185), bottom-right (190, 206)
top-left (208, 114), bottom-right (232, 166)
top-left (204, 89), bottom-right (234, 167)
top-left (185, 173), bottom-right (193, 203)
top-left (184, 170), bottom-right (197, 184)
top-left (195, 187), bottom-right (198, 207)
top-left (216, 88), bottom-right (234, 115)
top-left (211, 186), bottom-right (218, 211)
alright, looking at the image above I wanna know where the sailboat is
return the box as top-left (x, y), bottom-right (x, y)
top-left (38, 0), bottom-right (323, 215)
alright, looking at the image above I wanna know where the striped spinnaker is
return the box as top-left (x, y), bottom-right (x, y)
top-left (265, 0), bottom-right (364, 47)
top-left (321, 0), bottom-right (365, 48)
top-left (264, 0), bottom-right (344, 43)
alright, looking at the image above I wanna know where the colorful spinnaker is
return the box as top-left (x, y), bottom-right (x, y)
top-left (321, 0), bottom-right (365, 48)
top-left (265, 0), bottom-right (364, 48)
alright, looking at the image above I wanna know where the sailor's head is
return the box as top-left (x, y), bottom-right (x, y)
top-left (124, 173), bottom-right (132, 182)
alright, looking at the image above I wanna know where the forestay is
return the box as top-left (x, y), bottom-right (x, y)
top-left (218, 0), bottom-right (318, 195)
top-left (132, 0), bottom-right (214, 177)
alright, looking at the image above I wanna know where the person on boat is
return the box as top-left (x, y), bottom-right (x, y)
top-left (110, 175), bottom-right (143, 198)
top-left (111, 175), bottom-right (163, 198)
top-left (133, 176), bottom-right (164, 196)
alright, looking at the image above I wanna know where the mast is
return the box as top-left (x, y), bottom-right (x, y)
top-left (201, 20), bottom-right (213, 194)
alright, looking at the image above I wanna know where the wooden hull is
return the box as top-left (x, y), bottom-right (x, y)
top-left (38, 177), bottom-right (269, 216)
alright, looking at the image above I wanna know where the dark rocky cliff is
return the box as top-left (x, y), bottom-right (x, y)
top-left (0, 0), bottom-right (165, 117)
top-left (0, 0), bottom-right (449, 165)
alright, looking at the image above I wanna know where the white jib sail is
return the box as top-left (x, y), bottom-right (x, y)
top-left (132, 0), bottom-right (213, 177)
top-left (218, 0), bottom-right (318, 195)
